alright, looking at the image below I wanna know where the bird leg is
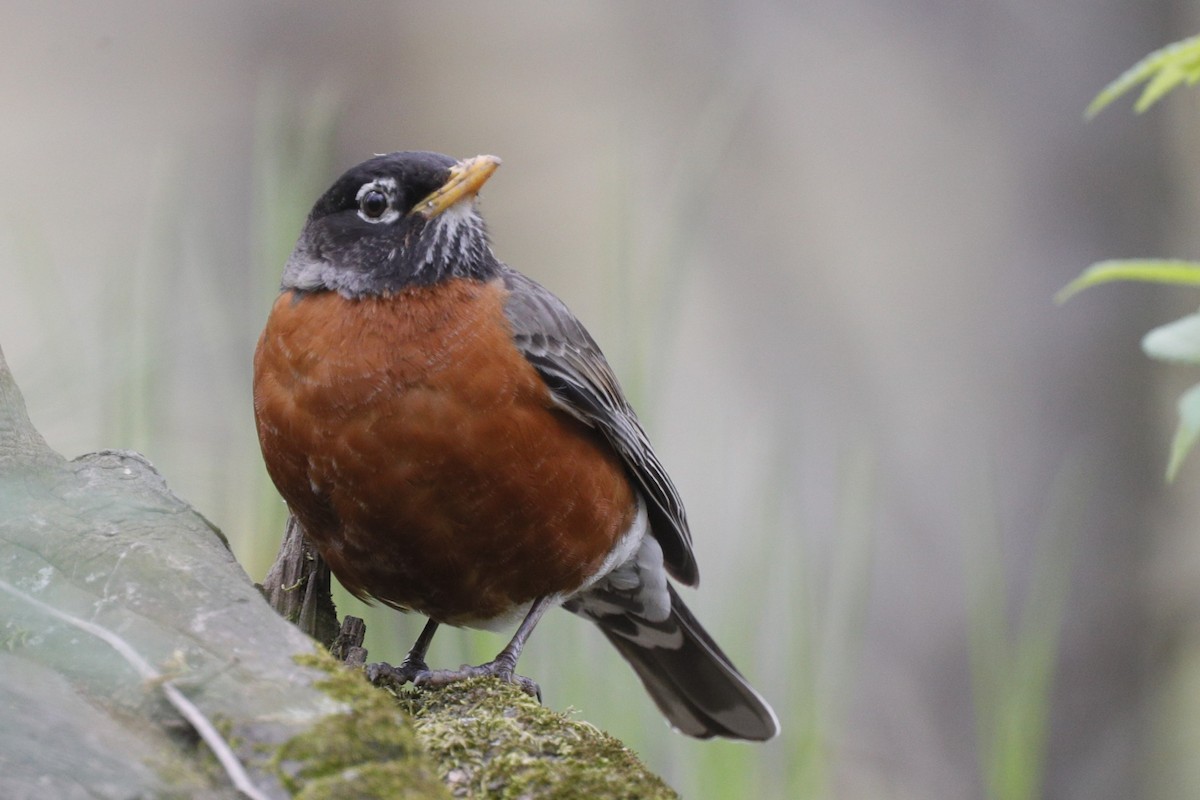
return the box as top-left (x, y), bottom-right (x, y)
top-left (365, 617), bottom-right (439, 685)
top-left (412, 595), bottom-right (554, 700)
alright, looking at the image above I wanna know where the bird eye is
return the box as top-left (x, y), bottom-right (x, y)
top-left (359, 189), bottom-right (389, 220)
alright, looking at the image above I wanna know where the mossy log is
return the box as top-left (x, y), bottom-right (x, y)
top-left (0, 343), bottom-right (676, 800)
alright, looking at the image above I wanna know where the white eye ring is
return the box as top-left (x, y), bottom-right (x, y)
top-left (355, 179), bottom-right (400, 224)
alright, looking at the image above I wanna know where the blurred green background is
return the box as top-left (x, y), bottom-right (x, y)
top-left (4, 2), bottom-right (1200, 798)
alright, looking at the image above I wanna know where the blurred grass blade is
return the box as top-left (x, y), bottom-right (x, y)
top-left (608, 53), bottom-right (763, 411)
top-left (967, 460), bottom-right (1078, 800)
top-left (1141, 313), bottom-right (1200, 364)
top-left (1055, 259), bottom-right (1200, 304)
top-left (1085, 34), bottom-right (1200, 118)
top-left (1166, 382), bottom-right (1200, 482)
top-left (252, 77), bottom-right (341, 298)
top-left (1000, 479), bottom-right (1075, 800)
top-left (786, 444), bottom-right (876, 800)
top-left (966, 474), bottom-right (1007, 788)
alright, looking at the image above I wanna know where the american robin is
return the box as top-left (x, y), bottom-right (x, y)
top-left (253, 151), bottom-right (779, 741)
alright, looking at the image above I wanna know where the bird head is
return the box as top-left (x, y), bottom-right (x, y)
top-left (281, 151), bottom-right (502, 297)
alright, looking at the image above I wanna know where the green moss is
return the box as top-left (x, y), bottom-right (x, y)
top-left (397, 677), bottom-right (678, 800)
top-left (2, 625), bottom-right (32, 651)
top-left (277, 651), bottom-right (676, 799)
top-left (273, 651), bottom-right (448, 800)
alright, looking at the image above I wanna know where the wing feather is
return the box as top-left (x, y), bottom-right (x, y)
top-left (500, 268), bottom-right (699, 586)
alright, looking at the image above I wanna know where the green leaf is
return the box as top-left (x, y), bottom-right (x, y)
top-left (1142, 313), bottom-right (1200, 363)
top-left (1087, 34), bottom-right (1200, 118)
top-left (1133, 62), bottom-right (1187, 113)
top-left (1055, 259), bottom-right (1200, 304)
top-left (1167, 382), bottom-right (1200, 481)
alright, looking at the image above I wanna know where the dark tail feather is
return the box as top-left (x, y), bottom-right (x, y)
top-left (595, 585), bottom-right (779, 741)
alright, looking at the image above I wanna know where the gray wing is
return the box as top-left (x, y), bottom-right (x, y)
top-left (500, 267), bottom-right (699, 586)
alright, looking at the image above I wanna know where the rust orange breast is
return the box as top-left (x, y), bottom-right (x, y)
top-left (252, 278), bottom-right (637, 625)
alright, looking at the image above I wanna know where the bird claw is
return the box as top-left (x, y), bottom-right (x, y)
top-left (412, 661), bottom-right (542, 702)
top-left (365, 657), bottom-right (429, 687)
top-left (367, 656), bottom-right (542, 701)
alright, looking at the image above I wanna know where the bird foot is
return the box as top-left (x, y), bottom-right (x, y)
top-left (415, 660), bottom-right (542, 701)
top-left (365, 656), bottom-right (429, 687)
top-left (366, 656), bottom-right (541, 701)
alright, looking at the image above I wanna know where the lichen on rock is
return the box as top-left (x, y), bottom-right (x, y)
top-left (273, 651), bottom-right (448, 800)
top-left (283, 650), bottom-right (679, 799)
top-left (394, 676), bottom-right (679, 800)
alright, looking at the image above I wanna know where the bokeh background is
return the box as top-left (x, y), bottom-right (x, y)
top-left (4, 2), bottom-right (1200, 798)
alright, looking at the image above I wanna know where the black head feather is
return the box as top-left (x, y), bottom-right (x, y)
top-left (281, 151), bottom-right (499, 296)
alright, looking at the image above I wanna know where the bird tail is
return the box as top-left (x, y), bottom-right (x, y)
top-left (593, 585), bottom-right (779, 741)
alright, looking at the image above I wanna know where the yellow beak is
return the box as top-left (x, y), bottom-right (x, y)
top-left (411, 154), bottom-right (501, 218)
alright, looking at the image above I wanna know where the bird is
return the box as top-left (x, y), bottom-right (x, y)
top-left (252, 150), bottom-right (779, 741)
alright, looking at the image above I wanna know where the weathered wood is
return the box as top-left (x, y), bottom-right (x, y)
top-left (261, 514), bottom-right (340, 647)
top-left (330, 615), bottom-right (368, 666)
